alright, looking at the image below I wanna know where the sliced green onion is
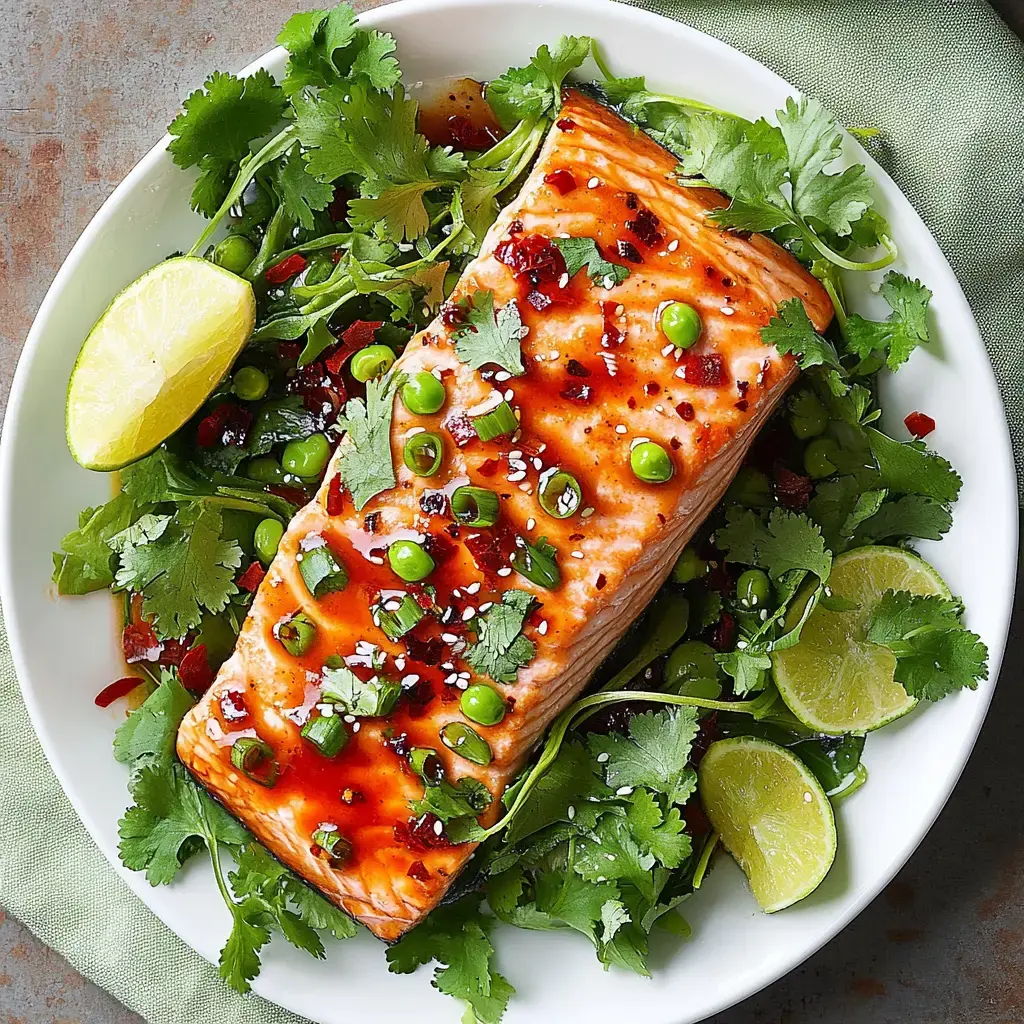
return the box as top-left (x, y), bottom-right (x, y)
top-left (276, 613), bottom-right (317, 657)
top-left (321, 665), bottom-right (402, 717)
top-left (538, 470), bottom-right (582, 519)
top-left (409, 746), bottom-right (446, 783)
top-left (230, 737), bottom-right (278, 787)
top-left (298, 543), bottom-right (348, 599)
top-left (440, 722), bottom-right (493, 765)
top-left (403, 431), bottom-right (444, 477)
top-left (511, 535), bottom-right (561, 590)
top-left (300, 712), bottom-right (349, 757)
top-left (451, 485), bottom-right (500, 527)
top-left (472, 400), bottom-right (517, 442)
top-left (312, 825), bottom-right (351, 863)
top-left (375, 594), bottom-right (425, 641)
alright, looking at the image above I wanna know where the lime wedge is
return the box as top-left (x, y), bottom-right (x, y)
top-left (698, 736), bottom-right (836, 912)
top-left (66, 257), bottom-right (256, 470)
top-left (772, 546), bottom-right (949, 735)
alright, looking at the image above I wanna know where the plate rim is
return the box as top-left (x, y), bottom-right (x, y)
top-left (0, 0), bottom-right (1018, 1021)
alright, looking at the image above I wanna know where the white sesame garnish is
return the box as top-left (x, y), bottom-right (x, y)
top-left (720, 305), bottom-right (735, 316)
top-left (615, 424), bottom-right (627, 435)
top-left (571, 550), bottom-right (584, 559)
top-left (441, 632), bottom-right (459, 643)
top-left (532, 457), bottom-right (543, 471)
top-left (401, 674), bottom-right (420, 687)
top-left (504, 388), bottom-right (514, 401)
top-left (534, 353), bottom-right (546, 362)
top-left (456, 677), bottom-right (469, 690)
top-left (668, 239), bottom-right (679, 252)
top-left (526, 517), bottom-right (536, 530)
top-left (588, 176), bottom-right (600, 188)
top-left (452, 588), bottom-right (462, 599)
top-left (661, 343), bottom-right (675, 358)
top-left (352, 722), bottom-right (361, 733)
top-left (581, 507), bottom-right (594, 518)
top-left (445, 672), bottom-right (459, 685)
top-left (466, 582), bottom-right (481, 595)
top-left (497, 567), bottom-right (513, 577)
top-left (537, 443), bottom-right (547, 453)
top-left (343, 714), bottom-right (356, 724)
top-left (509, 458), bottom-right (527, 471)
top-left (674, 367), bottom-right (686, 379)
top-left (368, 555), bottom-right (384, 565)
top-left (518, 483), bottom-right (533, 494)
top-left (433, 819), bottom-right (444, 835)
top-left (597, 751), bottom-right (610, 763)
top-left (478, 602), bottom-right (493, 612)
top-left (509, 449), bottom-right (522, 459)
top-left (394, 657), bottom-right (406, 671)
top-left (549, 350), bottom-right (559, 360)
top-left (507, 470), bottom-right (526, 482)
top-left (495, 371), bottom-right (511, 382)
top-left (405, 425), bottom-right (425, 437)
top-left (461, 607), bottom-right (476, 621)
top-left (737, 639), bottom-right (748, 650)
top-left (616, 786), bottom-right (633, 796)
top-left (558, 273), bottom-right (569, 288)
top-left (655, 404), bottom-right (665, 413)
top-left (629, 436), bottom-right (651, 450)
top-left (538, 620), bottom-right (549, 635)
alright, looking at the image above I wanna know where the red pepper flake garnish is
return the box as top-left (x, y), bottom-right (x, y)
top-left (237, 560), bottom-right (266, 592)
top-left (94, 677), bottom-right (143, 708)
top-left (424, 530), bottom-right (458, 566)
top-left (774, 464), bottom-right (813, 511)
top-left (495, 232), bottom-right (567, 285)
top-left (620, 191), bottom-right (640, 211)
top-left (681, 353), bottom-right (728, 388)
top-left (447, 114), bottom-right (499, 150)
top-left (543, 169), bottom-right (577, 195)
top-left (158, 637), bottom-right (190, 668)
top-left (364, 511), bottom-right (381, 534)
top-left (566, 359), bottom-right (591, 378)
top-left (464, 528), bottom-right (515, 574)
top-left (596, 573), bottom-right (607, 590)
top-left (477, 457), bottom-right (501, 478)
top-left (670, 437), bottom-right (681, 450)
top-left (405, 630), bottom-right (447, 665)
top-left (407, 860), bottom-right (432, 882)
top-left (219, 689), bottom-right (249, 723)
top-left (711, 612), bottom-right (737, 652)
top-left (616, 239), bottom-right (643, 264)
top-left (394, 814), bottom-right (452, 851)
top-left (644, 380), bottom-right (660, 396)
top-left (343, 319), bottom-right (383, 350)
top-left (327, 186), bottom-right (349, 222)
top-left (196, 402), bottom-right (252, 448)
top-left (527, 290), bottom-right (553, 312)
top-left (904, 411), bottom-right (936, 438)
top-left (178, 644), bottom-right (214, 691)
top-left (556, 117), bottom-right (576, 131)
top-left (419, 491), bottom-right (448, 516)
top-left (735, 399), bottom-right (749, 412)
top-left (676, 401), bottom-right (695, 421)
top-left (508, 219), bottom-right (524, 234)
top-left (625, 206), bottom-right (663, 248)
top-left (265, 253), bottom-right (307, 284)
top-left (560, 382), bottom-right (593, 404)
top-left (123, 621), bottom-right (161, 664)
top-left (736, 380), bottom-right (750, 397)
top-left (444, 414), bottom-right (477, 447)
top-left (326, 475), bottom-right (345, 516)
top-left (440, 300), bottom-right (465, 328)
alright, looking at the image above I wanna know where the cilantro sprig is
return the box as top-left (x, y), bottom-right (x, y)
top-left (452, 290), bottom-right (529, 377)
top-left (553, 236), bottom-right (630, 289)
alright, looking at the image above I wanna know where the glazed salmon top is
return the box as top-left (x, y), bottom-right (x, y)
top-left (177, 90), bottom-right (832, 940)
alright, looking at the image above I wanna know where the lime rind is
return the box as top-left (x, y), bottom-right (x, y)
top-left (66, 257), bottom-right (255, 471)
top-left (698, 735), bottom-right (837, 913)
top-left (772, 546), bottom-right (950, 735)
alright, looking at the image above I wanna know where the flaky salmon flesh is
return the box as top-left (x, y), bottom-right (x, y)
top-left (176, 90), bottom-right (832, 940)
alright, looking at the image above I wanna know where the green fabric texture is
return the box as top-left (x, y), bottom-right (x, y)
top-left (0, 4), bottom-right (1021, 1024)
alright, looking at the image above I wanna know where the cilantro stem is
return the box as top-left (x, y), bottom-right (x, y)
top-left (830, 762), bottom-right (868, 803)
top-left (188, 126), bottom-right (297, 258)
top-left (475, 688), bottom-right (776, 843)
top-left (802, 227), bottom-right (898, 273)
top-left (692, 831), bottom-right (718, 889)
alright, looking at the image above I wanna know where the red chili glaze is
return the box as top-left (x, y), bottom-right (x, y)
top-left (680, 352), bottom-right (728, 388)
top-left (95, 676), bottom-right (145, 708)
top-left (326, 475), bottom-right (346, 516)
top-left (556, 117), bottom-right (577, 131)
top-left (265, 253), bottom-right (307, 284)
top-left (904, 411), bottom-right (936, 438)
top-left (417, 78), bottom-right (504, 150)
top-left (543, 169), bottom-right (577, 196)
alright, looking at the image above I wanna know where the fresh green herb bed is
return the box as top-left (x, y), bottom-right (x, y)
top-left (53, 5), bottom-right (988, 1021)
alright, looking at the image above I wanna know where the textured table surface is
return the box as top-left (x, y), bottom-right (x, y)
top-left (1, 0), bottom-right (1022, 1022)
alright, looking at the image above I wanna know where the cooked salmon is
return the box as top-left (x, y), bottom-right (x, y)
top-left (176, 90), bottom-right (832, 940)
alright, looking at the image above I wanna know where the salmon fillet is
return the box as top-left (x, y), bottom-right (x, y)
top-left (177, 90), bottom-right (832, 940)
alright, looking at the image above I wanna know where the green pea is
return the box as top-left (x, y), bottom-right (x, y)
top-left (440, 722), bottom-right (492, 765)
top-left (388, 540), bottom-right (435, 582)
top-left (671, 546), bottom-right (707, 584)
top-left (789, 391), bottom-right (829, 439)
top-left (282, 433), bottom-right (332, 479)
top-left (350, 344), bottom-right (396, 382)
top-left (460, 684), bottom-right (507, 726)
top-left (736, 568), bottom-right (772, 609)
top-left (630, 441), bottom-right (674, 484)
top-left (212, 234), bottom-right (256, 275)
top-left (401, 371), bottom-right (447, 415)
top-left (804, 437), bottom-right (840, 479)
top-left (232, 365), bottom-right (269, 402)
top-left (665, 640), bottom-right (719, 688)
top-left (660, 301), bottom-right (702, 349)
top-left (245, 457), bottom-right (286, 484)
top-left (254, 518), bottom-right (285, 566)
top-left (724, 466), bottom-right (771, 507)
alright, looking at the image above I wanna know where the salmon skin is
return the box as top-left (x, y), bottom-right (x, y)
top-left (177, 90), bottom-right (832, 941)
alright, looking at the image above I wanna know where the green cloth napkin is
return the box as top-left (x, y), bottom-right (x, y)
top-left (1, 4), bottom-right (1021, 1024)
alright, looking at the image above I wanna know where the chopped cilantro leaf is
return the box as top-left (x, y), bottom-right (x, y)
top-left (846, 272), bottom-right (932, 371)
top-left (465, 588), bottom-right (536, 683)
top-left (761, 298), bottom-right (842, 371)
top-left (52, 491), bottom-right (139, 595)
top-left (275, 145), bottom-right (335, 230)
top-left (574, 816), bottom-right (657, 901)
top-left (321, 664), bottom-right (400, 717)
top-left (852, 493), bottom-right (953, 545)
top-left (626, 790), bottom-right (692, 869)
top-left (113, 670), bottom-right (195, 776)
top-left (334, 370), bottom-right (403, 510)
top-left (553, 236), bottom-right (630, 289)
top-left (715, 506), bottom-right (832, 583)
top-left (452, 290), bottom-right (529, 377)
top-left (866, 427), bottom-right (962, 503)
top-left (167, 70), bottom-right (286, 217)
top-left (411, 776), bottom-right (493, 824)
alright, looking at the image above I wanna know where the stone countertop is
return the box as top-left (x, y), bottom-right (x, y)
top-left (1, 1), bottom-right (1022, 1021)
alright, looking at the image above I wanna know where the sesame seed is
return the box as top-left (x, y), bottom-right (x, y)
top-left (674, 367), bottom-right (686, 379)
top-left (344, 714), bottom-right (356, 724)
top-left (616, 786), bottom-right (633, 796)
top-left (661, 343), bottom-right (675, 357)
top-left (441, 632), bottom-right (459, 643)
top-left (394, 657), bottom-right (406, 671)
top-left (401, 674), bottom-right (420, 687)
top-left (504, 388), bottom-right (514, 401)
top-left (629, 436), bottom-right (651, 450)
top-left (478, 602), bottom-right (493, 612)
top-left (567, 806), bottom-right (576, 820)
top-left (495, 371), bottom-right (511, 382)
top-left (452, 589), bottom-right (462, 599)
top-left (445, 672), bottom-right (459, 685)
top-left (549, 350), bottom-right (559, 360)
top-left (534, 353), bottom-right (546, 362)
top-left (655, 403), bottom-right (665, 413)
top-left (508, 450), bottom-right (522, 460)
top-left (558, 273), bottom-right (569, 288)
top-left (597, 751), bottom-right (610, 763)
top-left (352, 722), bottom-right (361, 733)
top-left (526, 517), bottom-right (536, 530)
top-left (466, 582), bottom-right (481, 595)
top-left (497, 567), bottom-right (513, 577)
top-left (581, 507), bottom-right (595, 518)
top-left (441, 662), bottom-right (455, 671)
top-left (720, 305), bottom-right (735, 316)
top-left (433, 819), bottom-right (444, 835)
top-left (668, 239), bottom-right (679, 252)
top-left (507, 470), bottom-right (526, 482)
top-left (462, 606), bottom-right (476, 621)
top-left (615, 424), bottom-right (627, 434)
top-left (406, 425), bottom-right (425, 437)
top-left (537, 443), bottom-right (547, 453)
top-left (571, 550), bottom-right (584, 559)
top-left (737, 639), bottom-right (748, 649)
top-left (615, 304), bottom-right (625, 316)
top-left (368, 555), bottom-right (384, 565)
top-left (518, 483), bottom-right (533, 494)
top-left (538, 620), bottom-right (549, 635)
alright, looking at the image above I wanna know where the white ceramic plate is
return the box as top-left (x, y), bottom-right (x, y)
top-left (0, 0), bottom-right (1017, 1021)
